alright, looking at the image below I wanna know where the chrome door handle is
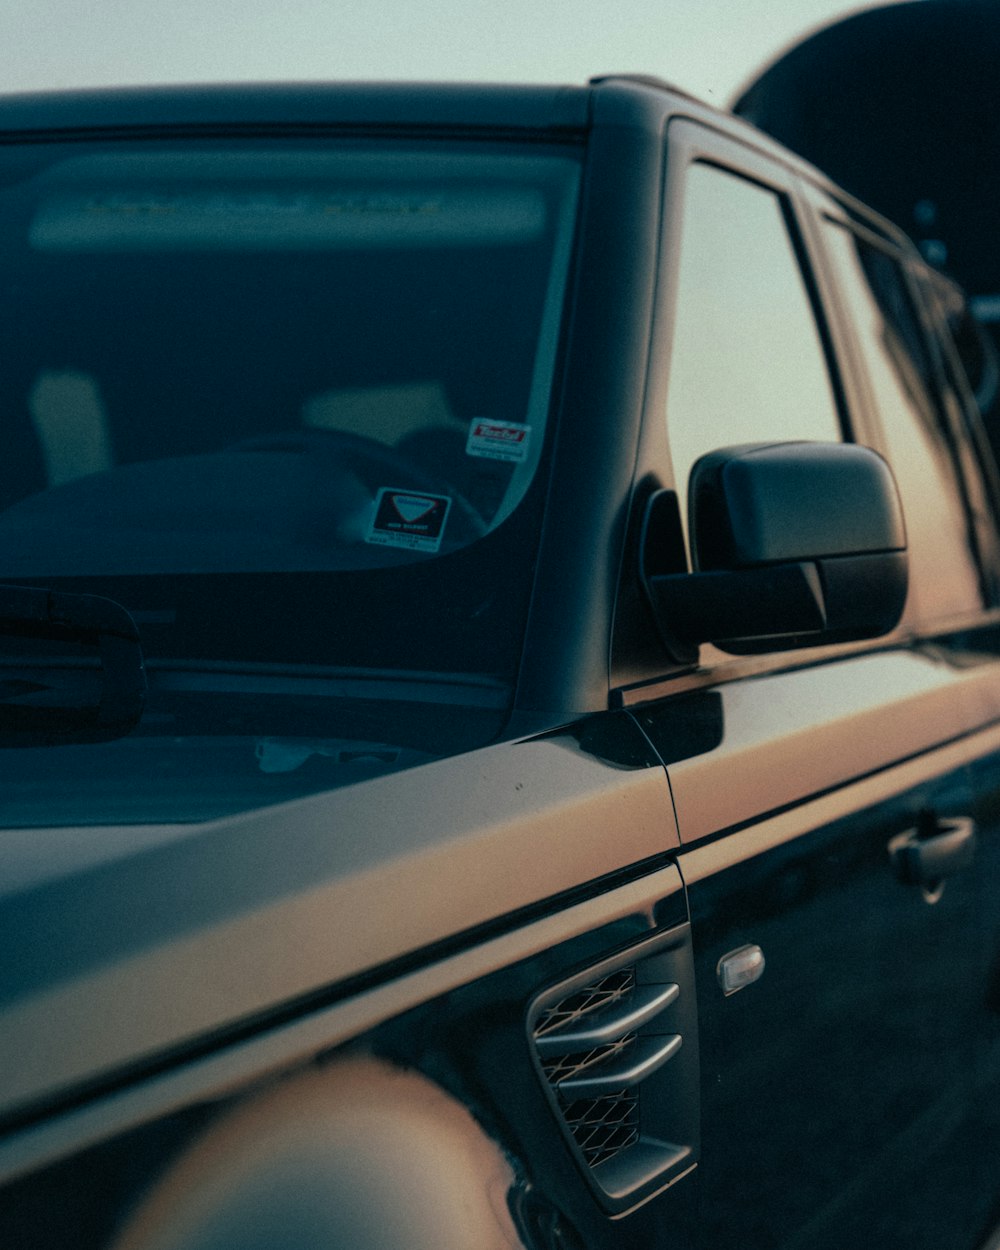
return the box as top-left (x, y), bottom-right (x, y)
top-left (888, 815), bottom-right (977, 891)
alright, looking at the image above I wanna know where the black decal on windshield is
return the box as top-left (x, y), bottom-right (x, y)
top-left (366, 489), bottom-right (452, 552)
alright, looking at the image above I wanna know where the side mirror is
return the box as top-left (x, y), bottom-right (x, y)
top-left (642, 442), bottom-right (908, 655)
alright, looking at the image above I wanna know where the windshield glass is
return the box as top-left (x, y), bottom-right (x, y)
top-left (0, 137), bottom-right (579, 684)
top-left (0, 135), bottom-right (580, 818)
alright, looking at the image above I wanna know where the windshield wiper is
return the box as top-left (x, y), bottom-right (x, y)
top-left (0, 584), bottom-right (146, 745)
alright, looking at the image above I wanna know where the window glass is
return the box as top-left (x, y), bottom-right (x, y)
top-left (0, 137), bottom-right (582, 817)
top-left (934, 275), bottom-right (998, 416)
top-left (822, 223), bottom-right (982, 621)
top-left (666, 163), bottom-right (842, 540)
top-left (919, 269), bottom-right (1000, 467)
top-left (0, 138), bottom-right (581, 684)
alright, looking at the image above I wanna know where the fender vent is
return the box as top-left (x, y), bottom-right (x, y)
top-left (536, 970), bottom-right (643, 1167)
top-left (536, 968), bottom-right (636, 1035)
top-left (528, 926), bottom-right (699, 1214)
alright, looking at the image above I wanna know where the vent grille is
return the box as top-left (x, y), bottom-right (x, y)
top-left (560, 1088), bottom-right (640, 1167)
top-left (534, 973), bottom-right (643, 1170)
top-left (535, 969), bottom-right (636, 1039)
top-left (540, 1031), bottom-right (637, 1085)
top-left (528, 928), bottom-right (697, 1212)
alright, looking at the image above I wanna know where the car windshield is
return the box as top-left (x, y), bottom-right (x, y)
top-left (0, 137), bottom-right (580, 692)
top-left (0, 134), bottom-right (581, 820)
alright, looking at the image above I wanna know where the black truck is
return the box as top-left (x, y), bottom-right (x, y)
top-left (0, 75), bottom-right (999, 1250)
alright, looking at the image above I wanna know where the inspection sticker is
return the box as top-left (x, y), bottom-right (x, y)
top-left (366, 489), bottom-right (452, 552)
top-left (466, 419), bottom-right (531, 463)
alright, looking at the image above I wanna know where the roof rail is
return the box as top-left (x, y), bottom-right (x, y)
top-left (586, 73), bottom-right (708, 108)
top-left (588, 73), bottom-right (674, 90)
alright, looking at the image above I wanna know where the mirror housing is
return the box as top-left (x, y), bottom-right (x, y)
top-left (642, 442), bottom-right (908, 655)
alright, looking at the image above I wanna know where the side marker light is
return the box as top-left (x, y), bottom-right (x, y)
top-left (717, 944), bottom-right (765, 996)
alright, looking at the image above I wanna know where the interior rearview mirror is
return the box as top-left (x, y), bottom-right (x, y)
top-left (0, 584), bottom-right (146, 745)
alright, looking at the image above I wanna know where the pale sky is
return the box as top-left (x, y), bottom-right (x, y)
top-left (0, 0), bottom-right (906, 105)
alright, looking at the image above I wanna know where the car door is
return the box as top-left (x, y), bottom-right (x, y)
top-left (630, 123), bottom-right (995, 1250)
top-left (812, 199), bottom-right (1000, 1247)
top-left (912, 262), bottom-right (1000, 1241)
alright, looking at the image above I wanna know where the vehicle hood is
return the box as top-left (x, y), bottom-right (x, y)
top-left (0, 683), bottom-right (510, 827)
top-left (0, 717), bottom-right (677, 1126)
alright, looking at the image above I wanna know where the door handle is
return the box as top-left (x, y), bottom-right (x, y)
top-left (888, 814), bottom-right (977, 891)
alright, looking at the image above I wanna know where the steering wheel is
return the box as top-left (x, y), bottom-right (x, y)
top-left (227, 428), bottom-right (486, 546)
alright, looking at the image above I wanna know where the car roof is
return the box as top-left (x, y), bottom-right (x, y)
top-left (0, 80), bottom-right (594, 135)
top-left (0, 75), bottom-right (912, 255)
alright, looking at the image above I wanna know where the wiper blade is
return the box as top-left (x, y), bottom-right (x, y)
top-left (146, 660), bottom-right (509, 707)
top-left (0, 584), bottom-right (146, 745)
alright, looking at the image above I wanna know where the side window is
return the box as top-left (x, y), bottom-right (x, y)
top-left (821, 222), bottom-right (983, 622)
top-left (913, 270), bottom-right (1000, 599)
top-left (666, 163), bottom-right (842, 541)
top-left (928, 273), bottom-right (999, 424)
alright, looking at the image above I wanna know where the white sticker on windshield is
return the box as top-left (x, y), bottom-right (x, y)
top-left (466, 419), bottom-right (531, 463)
top-left (366, 488), bottom-right (452, 552)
